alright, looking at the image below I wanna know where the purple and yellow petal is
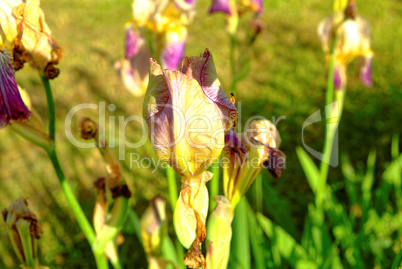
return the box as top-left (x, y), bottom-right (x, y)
top-left (181, 49), bottom-right (237, 132)
top-left (161, 27), bottom-right (187, 70)
top-left (144, 57), bottom-right (225, 178)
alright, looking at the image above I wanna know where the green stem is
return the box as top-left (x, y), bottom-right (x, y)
top-left (41, 75), bottom-right (108, 269)
top-left (41, 76), bottom-right (55, 141)
top-left (316, 38), bottom-right (345, 211)
top-left (47, 148), bottom-right (108, 269)
top-left (229, 34), bottom-right (237, 94)
top-left (166, 166), bottom-right (178, 210)
top-left (210, 160), bottom-right (220, 211)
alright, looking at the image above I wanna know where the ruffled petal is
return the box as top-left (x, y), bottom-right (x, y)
top-left (144, 59), bottom-right (225, 177)
top-left (181, 49), bottom-right (237, 132)
top-left (0, 48), bottom-right (30, 128)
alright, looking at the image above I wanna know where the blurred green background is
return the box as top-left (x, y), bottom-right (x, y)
top-left (0, 0), bottom-right (401, 268)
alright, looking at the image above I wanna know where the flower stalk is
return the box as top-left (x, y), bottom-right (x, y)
top-left (39, 76), bottom-right (109, 269)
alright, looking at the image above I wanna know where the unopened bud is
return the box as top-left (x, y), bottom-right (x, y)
top-left (2, 199), bottom-right (42, 267)
top-left (206, 196), bottom-right (233, 269)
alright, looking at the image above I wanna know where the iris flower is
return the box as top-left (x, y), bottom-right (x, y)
top-left (318, 12), bottom-right (373, 90)
top-left (118, 0), bottom-right (196, 96)
top-left (144, 49), bottom-right (237, 268)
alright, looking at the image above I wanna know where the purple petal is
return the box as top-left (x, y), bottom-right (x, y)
top-left (125, 27), bottom-right (140, 59)
top-left (224, 130), bottom-right (246, 156)
top-left (360, 57), bottom-right (372, 87)
top-left (0, 49), bottom-right (30, 128)
top-left (209, 0), bottom-right (231, 15)
top-left (334, 66), bottom-right (343, 90)
top-left (264, 147), bottom-right (286, 179)
top-left (161, 41), bottom-right (185, 70)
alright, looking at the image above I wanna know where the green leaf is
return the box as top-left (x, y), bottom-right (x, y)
top-left (296, 147), bottom-right (319, 192)
top-left (391, 133), bottom-right (400, 160)
top-left (244, 200), bottom-right (266, 269)
top-left (256, 212), bottom-right (316, 268)
top-left (162, 235), bottom-right (179, 267)
top-left (262, 177), bottom-right (299, 240)
top-left (341, 153), bottom-right (358, 205)
top-left (230, 198), bottom-right (250, 269)
top-left (361, 150), bottom-right (376, 219)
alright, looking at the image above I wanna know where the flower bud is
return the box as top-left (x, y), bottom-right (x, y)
top-left (223, 120), bottom-right (285, 208)
top-left (140, 196), bottom-right (166, 257)
top-left (2, 199), bottom-right (42, 267)
top-left (206, 196), bottom-right (233, 269)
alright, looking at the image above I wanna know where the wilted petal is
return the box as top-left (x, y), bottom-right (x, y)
top-left (0, 48), bottom-right (30, 128)
top-left (174, 172), bottom-right (212, 268)
top-left (263, 146), bottom-right (286, 179)
top-left (209, 0), bottom-right (231, 15)
top-left (2, 199), bottom-right (42, 264)
top-left (181, 49), bottom-right (237, 133)
top-left (10, 0), bottom-right (63, 73)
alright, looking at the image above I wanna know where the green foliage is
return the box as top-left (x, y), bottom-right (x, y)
top-left (296, 135), bottom-right (402, 268)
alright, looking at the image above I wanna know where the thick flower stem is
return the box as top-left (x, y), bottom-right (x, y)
top-left (209, 160), bottom-right (220, 211)
top-left (165, 166), bottom-right (186, 269)
top-left (166, 166), bottom-right (178, 210)
top-left (41, 75), bottom-right (109, 269)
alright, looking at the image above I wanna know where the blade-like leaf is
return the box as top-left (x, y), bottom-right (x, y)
top-left (256, 212), bottom-right (317, 268)
top-left (296, 147), bottom-right (319, 192)
top-left (244, 200), bottom-right (266, 269)
top-left (229, 198), bottom-right (250, 269)
top-left (262, 177), bottom-right (299, 240)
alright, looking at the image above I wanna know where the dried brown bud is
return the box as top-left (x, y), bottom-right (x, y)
top-left (44, 63), bottom-right (60, 79)
top-left (80, 117), bottom-right (98, 140)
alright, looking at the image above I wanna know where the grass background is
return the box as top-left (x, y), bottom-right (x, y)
top-left (0, 0), bottom-right (401, 267)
